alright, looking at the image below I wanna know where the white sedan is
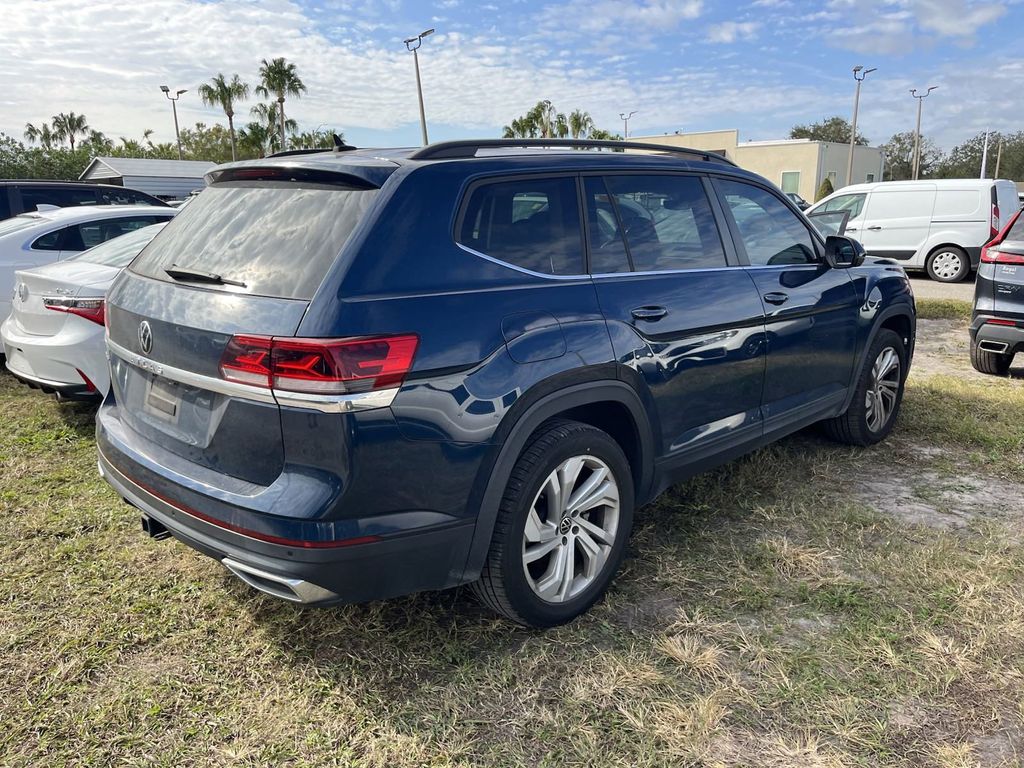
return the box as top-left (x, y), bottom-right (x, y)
top-left (0, 204), bottom-right (176, 324)
top-left (2, 222), bottom-right (171, 399)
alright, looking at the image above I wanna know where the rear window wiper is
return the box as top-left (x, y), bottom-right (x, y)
top-left (165, 264), bottom-right (247, 288)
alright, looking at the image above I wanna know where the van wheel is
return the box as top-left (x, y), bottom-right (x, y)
top-left (970, 338), bottom-right (1012, 375)
top-left (472, 419), bottom-right (634, 628)
top-left (926, 246), bottom-right (970, 282)
top-left (824, 329), bottom-right (907, 447)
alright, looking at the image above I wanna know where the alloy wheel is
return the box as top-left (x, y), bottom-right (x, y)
top-left (865, 346), bottom-right (901, 432)
top-left (521, 455), bottom-right (620, 603)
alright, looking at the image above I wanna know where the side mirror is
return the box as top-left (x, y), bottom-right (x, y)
top-left (824, 235), bottom-right (865, 269)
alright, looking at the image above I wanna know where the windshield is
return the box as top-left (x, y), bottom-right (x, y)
top-left (130, 181), bottom-right (378, 300)
top-left (67, 222), bottom-right (167, 267)
top-left (0, 215), bottom-right (43, 238)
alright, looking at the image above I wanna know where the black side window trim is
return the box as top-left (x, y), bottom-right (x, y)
top-left (709, 175), bottom-right (823, 267)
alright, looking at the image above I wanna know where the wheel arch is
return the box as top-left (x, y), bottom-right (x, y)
top-left (840, 303), bottom-right (916, 414)
top-left (460, 379), bottom-right (655, 582)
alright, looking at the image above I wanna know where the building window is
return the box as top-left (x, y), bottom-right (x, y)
top-left (827, 171), bottom-right (837, 184)
top-left (780, 171), bottom-right (800, 194)
top-left (866, 173), bottom-right (875, 183)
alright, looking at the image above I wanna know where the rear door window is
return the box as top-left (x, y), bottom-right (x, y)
top-left (20, 186), bottom-right (100, 210)
top-left (130, 181), bottom-right (379, 299)
top-left (74, 216), bottom-right (166, 250)
top-left (457, 176), bottom-right (583, 276)
top-left (601, 174), bottom-right (727, 272)
top-left (716, 179), bottom-right (818, 266)
top-left (97, 187), bottom-right (163, 206)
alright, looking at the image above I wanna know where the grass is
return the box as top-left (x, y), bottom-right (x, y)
top-left (916, 298), bottom-right (973, 321)
top-left (2, 318), bottom-right (1023, 767)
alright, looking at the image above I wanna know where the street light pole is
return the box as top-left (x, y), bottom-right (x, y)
top-left (160, 85), bottom-right (187, 161)
top-left (619, 111), bottom-right (637, 139)
top-left (846, 65), bottom-right (875, 187)
top-left (404, 28), bottom-right (435, 146)
top-left (910, 86), bottom-right (938, 180)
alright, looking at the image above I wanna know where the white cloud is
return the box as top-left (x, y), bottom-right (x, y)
top-left (706, 21), bottom-right (759, 43)
top-left (910, 0), bottom-right (1005, 38)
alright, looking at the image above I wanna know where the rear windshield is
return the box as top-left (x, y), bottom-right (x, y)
top-left (0, 214), bottom-right (42, 238)
top-left (129, 182), bottom-right (378, 299)
top-left (1007, 211), bottom-right (1024, 242)
top-left (69, 222), bottom-right (167, 267)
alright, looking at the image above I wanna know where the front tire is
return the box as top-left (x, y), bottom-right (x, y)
top-left (472, 419), bottom-right (634, 628)
top-left (824, 328), bottom-right (907, 447)
top-left (970, 338), bottom-right (1012, 375)
top-left (926, 246), bottom-right (970, 283)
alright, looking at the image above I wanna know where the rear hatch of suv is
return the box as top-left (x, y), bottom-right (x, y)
top-left (983, 210), bottom-right (1024, 318)
top-left (103, 166), bottom-right (384, 487)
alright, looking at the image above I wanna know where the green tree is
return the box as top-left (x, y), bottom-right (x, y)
top-left (238, 121), bottom-right (273, 158)
top-left (250, 102), bottom-right (297, 153)
top-left (23, 122), bottom-right (56, 148)
top-left (502, 102), bottom-right (617, 141)
top-left (879, 131), bottom-right (942, 181)
top-left (790, 116), bottom-right (867, 146)
top-left (815, 177), bottom-right (834, 202)
top-left (198, 73), bottom-right (250, 162)
top-left (936, 131), bottom-right (1024, 180)
top-left (50, 112), bottom-right (90, 151)
top-left (291, 128), bottom-right (343, 150)
top-left (256, 57), bottom-right (306, 152)
top-left (568, 110), bottom-right (595, 139)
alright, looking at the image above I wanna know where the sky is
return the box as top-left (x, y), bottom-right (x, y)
top-left (0, 0), bottom-right (1021, 152)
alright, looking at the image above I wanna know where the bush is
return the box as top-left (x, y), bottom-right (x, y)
top-left (815, 177), bottom-right (834, 202)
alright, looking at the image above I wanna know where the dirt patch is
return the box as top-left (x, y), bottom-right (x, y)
top-left (911, 319), bottom-right (1024, 381)
top-left (853, 468), bottom-right (1024, 531)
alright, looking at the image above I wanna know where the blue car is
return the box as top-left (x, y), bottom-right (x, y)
top-left (96, 139), bottom-right (916, 627)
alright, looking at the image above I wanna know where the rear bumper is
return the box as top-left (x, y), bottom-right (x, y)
top-left (97, 437), bottom-right (477, 605)
top-left (970, 315), bottom-right (1024, 356)
top-left (0, 314), bottom-right (107, 397)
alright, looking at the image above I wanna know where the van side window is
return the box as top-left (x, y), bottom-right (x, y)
top-left (20, 186), bottom-right (100, 211)
top-left (716, 179), bottom-right (818, 266)
top-left (821, 193), bottom-right (866, 219)
top-left (457, 177), bottom-right (584, 276)
top-left (596, 174), bottom-right (727, 272)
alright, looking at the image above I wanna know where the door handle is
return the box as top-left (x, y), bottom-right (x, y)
top-left (846, 227), bottom-right (858, 232)
top-left (630, 306), bottom-right (668, 321)
top-left (763, 292), bottom-right (789, 305)
top-left (867, 226), bottom-right (882, 231)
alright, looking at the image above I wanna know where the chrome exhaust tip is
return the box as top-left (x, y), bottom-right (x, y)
top-left (221, 558), bottom-right (339, 604)
top-left (979, 340), bottom-right (1010, 354)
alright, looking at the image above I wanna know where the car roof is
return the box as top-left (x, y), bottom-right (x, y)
top-left (0, 179), bottom-right (139, 188)
top-left (9, 204), bottom-right (175, 225)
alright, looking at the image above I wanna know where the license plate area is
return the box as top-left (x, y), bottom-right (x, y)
top-left (144, 376), bottom-right (182, 424)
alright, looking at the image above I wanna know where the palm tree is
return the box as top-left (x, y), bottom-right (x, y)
top-left (255, 57), bottom-right (306, 152)
top-left (51, 112), bottom-right (90, 151)
top-left (526, 100), bottom-right (558, 138)
top-left (238, 121), bottom-right (272, 158)
top-left (568, 110), bottom-right (594, 139)
top-left (197, 73), bottom-right (249, 162)
top-left (250, 102), bottom-right (297, 153)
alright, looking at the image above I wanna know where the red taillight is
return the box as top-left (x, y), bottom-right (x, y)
top-left (76, 368), bottom-right (97, 392)
top-left (987, 318), bottom-right (1017, 327)
top-left (991, 203), bottom-right (1000, 240)
top-left (43, 297), bottom-right (105, 326)
top-left (219, 334), bottom-right (418, 394)
top-left (981, 209), bottom-right (1023, 264)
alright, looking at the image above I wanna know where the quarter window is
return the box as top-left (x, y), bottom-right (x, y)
top-left (31, 228), bottom-right (64, 251)
top-left (820, 193), bottom-right (866, 219)
top-left (717, 179), bottom-right (818, 266)
top-left (597, 174), bottom-right (727, 272)
top-left (457, 177), bottom-right (583, 276)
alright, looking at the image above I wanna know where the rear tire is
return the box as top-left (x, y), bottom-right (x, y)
top-left (471, 419), bottom-right (634, 628)
top-left (926, 246), bottom-right (970, 283)
top-left (970, 338), bottom-right (1012, 375)
top-left (824, 329), bottom-right (907, 447)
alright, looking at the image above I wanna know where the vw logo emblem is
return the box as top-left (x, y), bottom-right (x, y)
top-left (16, 283), bottom-right (28, 303)
top-left (138, 321), bottom-right (154, 355)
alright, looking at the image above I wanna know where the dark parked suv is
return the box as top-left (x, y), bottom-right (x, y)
top-left (0, 180), bottom-right (168, 220)
top-left (96, 139), bottom-right (916, 627)
top-left (971, 208), bottom-right (1024, 375)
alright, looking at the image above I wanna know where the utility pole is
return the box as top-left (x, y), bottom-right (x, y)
top-left (619, 111), bottom-right (637, 139)
top-left (846, 65), bottom-right (876, 187)
top-left (910, 86), bottom-right (938, 180)
top-left (404, 28), bottom-right (435, 146)
top-left (994, 136), bottom-right (1003, 178)
top-left (980, 130), bottom-right (990, 179)
top-left (160, 85), bottom-right (187, 160)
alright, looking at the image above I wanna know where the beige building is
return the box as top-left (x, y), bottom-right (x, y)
top-left (630, 129), bottom-right (884, 203)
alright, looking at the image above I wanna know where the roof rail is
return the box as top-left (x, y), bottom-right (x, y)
top-left (407, 138), bottom-right (737, 166)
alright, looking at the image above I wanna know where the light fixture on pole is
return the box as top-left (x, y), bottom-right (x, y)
top-left (404, 28), bottom-right (435, 146)
top-left (846, 65), bottom-right (876, 187)
top-left (619, 111), bottom-right (637, 139)
top-left (160, 85), bottom-right (187, 161)
top-left (910, 86), bottom-right (938, 180)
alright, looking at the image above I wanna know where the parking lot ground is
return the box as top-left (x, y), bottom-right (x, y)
top-left (908, 272), bottom-right (976, 302)
top-left (1, 312), bottom-right (1023, 767)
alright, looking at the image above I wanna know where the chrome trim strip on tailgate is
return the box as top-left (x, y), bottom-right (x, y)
top-left (106, 338), bottom-right (398, 413)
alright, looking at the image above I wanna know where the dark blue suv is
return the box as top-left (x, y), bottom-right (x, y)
top-left (96, 139), bottom-right (916, 627)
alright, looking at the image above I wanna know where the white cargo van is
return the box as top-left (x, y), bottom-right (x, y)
top-left (807, 179), bottom-right (1019, 282)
